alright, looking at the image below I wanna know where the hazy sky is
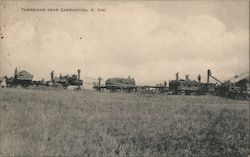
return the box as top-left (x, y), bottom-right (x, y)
top-left (0, 0), bottom-right (249, 86)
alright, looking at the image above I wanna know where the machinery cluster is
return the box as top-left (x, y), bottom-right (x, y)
top-left (93, 70), bottom-right (249, 100)
top-left (0, 68), bottom-right (249, 99)
top-left (1, 68), bottom-right (83, 90)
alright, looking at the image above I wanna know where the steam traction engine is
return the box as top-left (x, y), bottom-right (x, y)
top-left (169, 73), bottom-right (203, 95)
top-left (49, 69), bottom-right (83, 90)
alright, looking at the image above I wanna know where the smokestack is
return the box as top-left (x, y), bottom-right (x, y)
top-left (176, 72), bottom-right (179, 80)
top-left (14, 67), bottom-right (18, 78)
top-left (207, 69), bottom-right (211, 84)
top-left (51, 70), bottom-right (54, 82)
top-left (77, 69), bottom-right (81, 80)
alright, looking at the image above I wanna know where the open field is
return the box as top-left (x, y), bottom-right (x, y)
top-left (0, 88), bottom-right (249, 157)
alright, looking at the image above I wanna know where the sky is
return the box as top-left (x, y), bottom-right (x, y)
top-left (0, 0), bottom-right (249, 87)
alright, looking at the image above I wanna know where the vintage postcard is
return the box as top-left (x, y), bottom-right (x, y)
top-left (0, 0), bottom-right (249, 156)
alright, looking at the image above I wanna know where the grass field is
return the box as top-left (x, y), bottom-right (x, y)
top-left (0, 88), bottom-right (249, 157)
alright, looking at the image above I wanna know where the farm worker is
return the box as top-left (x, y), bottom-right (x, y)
top-left (198, 75), bottom-right (201, 83)
top-left (98, 77), bottom-right (102, 86)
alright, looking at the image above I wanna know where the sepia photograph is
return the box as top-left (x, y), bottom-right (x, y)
top-left (0, 0), bottom-right (249, 156)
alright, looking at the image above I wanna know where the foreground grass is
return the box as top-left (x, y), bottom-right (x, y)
top-left (0, 88), bottom-right (249, 157)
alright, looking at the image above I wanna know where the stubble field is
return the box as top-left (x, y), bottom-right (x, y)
top-left (0, 88), bottom-right (249, 157)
